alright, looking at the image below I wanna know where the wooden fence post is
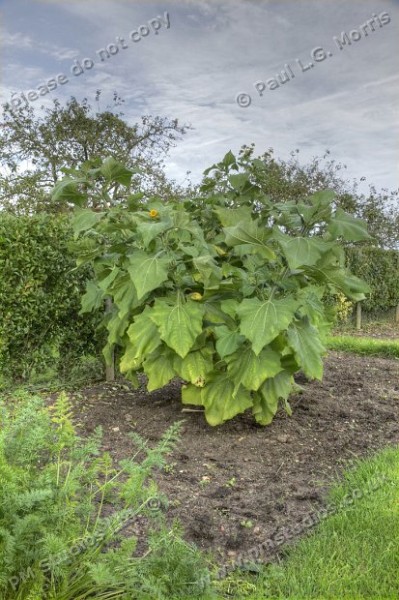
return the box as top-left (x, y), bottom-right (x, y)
top-left (356, 302), bottom-right (362, 330)
top-left (105, 297), bottom-right (115, 382)
top-left (396, 304), bottom-right (399, 324)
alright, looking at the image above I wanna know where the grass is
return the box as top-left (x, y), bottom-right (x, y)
top-left (214, 445), bottom-right (399, 599)
top-left (2, 336), bottom-right (398, 599)
top-left (326, 334), bottom-right (399, 358)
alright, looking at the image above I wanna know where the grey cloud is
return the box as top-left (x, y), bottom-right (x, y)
top-left (0, 0), bottom-right (398, 191)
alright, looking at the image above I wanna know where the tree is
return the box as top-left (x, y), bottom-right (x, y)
top-left (0, 92), bottom-right (189, 213)
top-left (200, 144), bottom-right (399, 248)
top-left (56, 152), bottom-right (370, 426)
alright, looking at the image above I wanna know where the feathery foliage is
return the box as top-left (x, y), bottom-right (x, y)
top-left (0, 391), bottom-right (211, 599)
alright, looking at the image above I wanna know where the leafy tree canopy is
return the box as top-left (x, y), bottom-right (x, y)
top-left (0, 92), bottom-right (190, 213)
top-left (200, 144), bottom-right (398, 249)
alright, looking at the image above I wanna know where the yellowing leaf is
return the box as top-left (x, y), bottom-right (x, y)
top-left (119, 342), bottom-right (143, 373)
top-left (201, 376), bottom-right (252, 426)
top-left (182, 384), bottom-right (203, 406)
top-left (173, 350), bottom-right (213, 386)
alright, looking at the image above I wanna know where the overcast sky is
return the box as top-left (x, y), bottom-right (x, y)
top-left (1, 0), bottom-right (398, 192)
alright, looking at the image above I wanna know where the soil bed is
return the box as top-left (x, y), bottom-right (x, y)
top-left (67, 351), bottom-right (399, 565)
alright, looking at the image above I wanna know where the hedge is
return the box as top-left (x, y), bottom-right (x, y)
top-left (0, 213), bottom-right (103, 380)
top-left (345, 246), bottom-right (399, 313)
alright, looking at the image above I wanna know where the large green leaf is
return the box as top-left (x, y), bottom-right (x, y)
top-left (201, 376), bottom-right (252, 426)
top-left (107, 312), bottom-right (130, 346)
top-left (52, 177), bottom-right (87, 206)
top-left (119, 342), bottom-right (143, 373)
top-left (72, 208), bottom-right (105, 237)
top-left (215, 206), bottom-right (253, 227)
top-left (172, 211), bottom-right (205, 239)
top-left (227, 346), bottom-right (282, 392)
top-left (193, 256), bottom-right (222, 289)
top-left (80, 281), bottom-right (104, 314)
top-left (306, 265), bottom-right (370, 301)
top-left (220, 299), bottom-right (240, 318)
top-left (113, 278), bottom-right (139, 319)
top-left (287, 318), bottom-right (325, 380)
top-left (272, 202), bottom-right (303, 229)
top-left (136, 219), bottom-right (172, 247)
top-left (296, 286), bottom-right (325, 324)
top-left (309, 189), bottom-right (335, 207)
top-left (126, 309), bottom-right (162, 360)
top-left (204, 304), bottom-right (236, 328)
top-left (236, 297), bottom-right (298, 355)
top-left (98, 266), bottom-right (120, 292)
top-left (222, 150), bottom-right (237, 168)
top-left (327, 208), bottom-right (371, 241)
top-left (100, 157), bottom-right (136, 186)
top-left (215, 326), bottom-right (245, 358)
top-left (223, 220), bottom-right (276, 260)
top-left (149, 298), bottom-right (205, 358)
top-left (253, 370), bottom-right (293, 425)
top-left (127, 251), bottom-right (169, 300)
top-left (280, 353), bottom-right (300, 374)
top-left (273, 231), bottom-right (334, 270)
top-left (143, 347), bottom-right (176, 391)
top-left (228, 173), bottom-right (251, 191)
top-left (294, 190), bottom-right (334, 224)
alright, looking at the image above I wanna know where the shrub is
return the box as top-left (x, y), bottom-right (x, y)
top-left (0, 213), bottom-right (103, 381)
top-left (0, 391), bottom-right (211, 599)
top-left (345, 246), bottom-right (399, 313)
top-left (324, 291), bottom-right (354, 324)
top-left (54, 154), bottom-right (370, 426)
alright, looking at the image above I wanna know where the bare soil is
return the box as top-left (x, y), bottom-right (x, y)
top-left (66, 351), bottom-right (399, 565)
top-left (335, 322), bottom-right (399, 339)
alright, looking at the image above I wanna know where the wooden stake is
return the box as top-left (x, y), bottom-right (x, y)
top-left (356, 302), bottom-right (362, 330)
top-left (105, 297), bottom-right (115, 382)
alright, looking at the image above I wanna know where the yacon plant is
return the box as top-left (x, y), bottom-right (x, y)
top-left (53, 154), bottom-right (371, 426)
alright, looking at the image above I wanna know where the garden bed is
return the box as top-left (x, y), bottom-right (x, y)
top-left (65, 351), bottom-right (399, 565)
